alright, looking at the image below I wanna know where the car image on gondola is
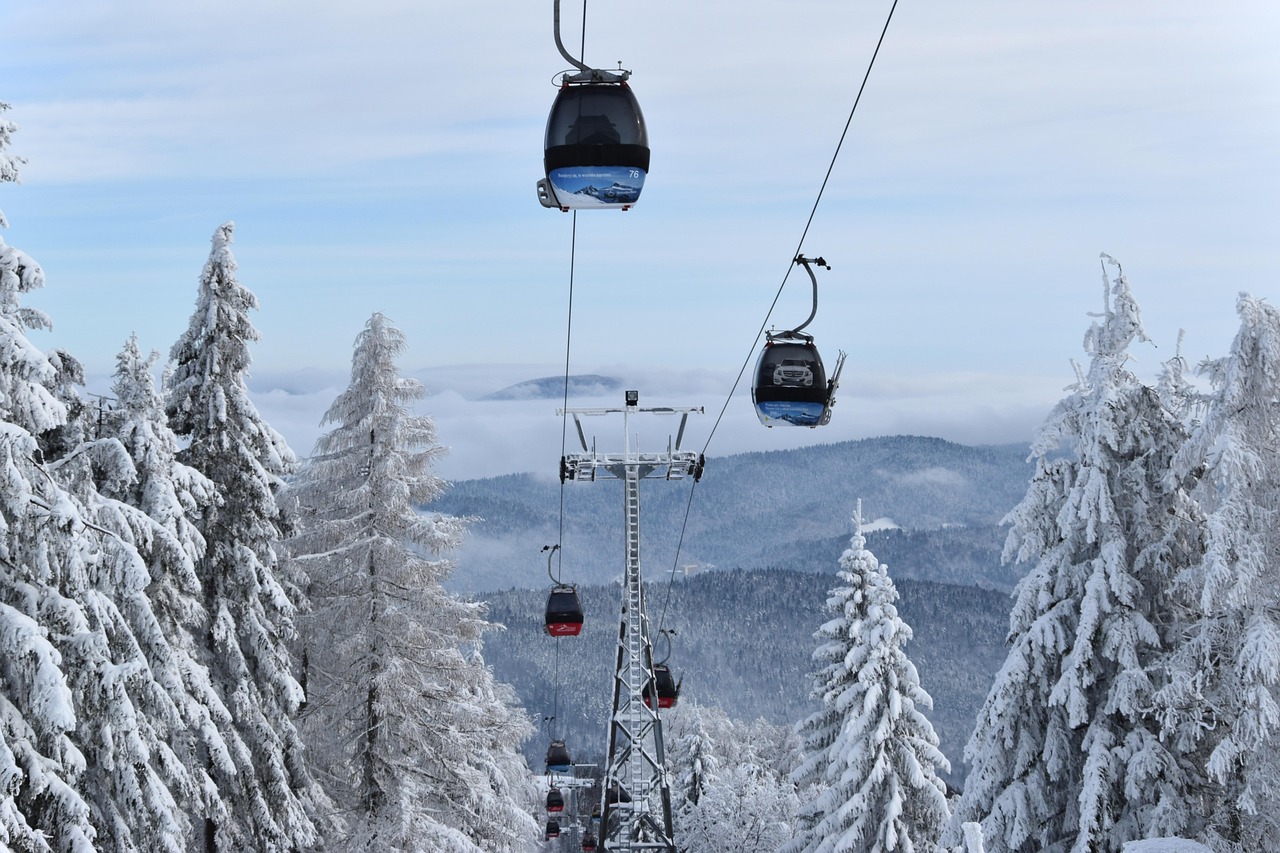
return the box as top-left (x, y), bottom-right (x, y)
top-left (772, 358), bottom-right (814, 387)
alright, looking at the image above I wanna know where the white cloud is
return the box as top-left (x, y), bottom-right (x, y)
top-left (893, 467), bottom-right (967, 488)
top-left (234, 361), bottom-right (1050, 481)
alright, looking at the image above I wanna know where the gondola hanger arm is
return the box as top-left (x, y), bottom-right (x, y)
top-left (785, 254), bottom-right (829, 337)
top-left (553, 0), bottom-right (630, 83)
top-left (543, 543), bottom-right (562, 585)
top-left (656, 628), bottom-right (675, 665)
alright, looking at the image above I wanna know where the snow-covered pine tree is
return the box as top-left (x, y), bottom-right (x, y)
top-left (8, 103), bottom-right (209, 845)
top-left (667, 701), bottom-right (720, 816)
top-left (165, 222), bottom-right (322, 851)
top-left (34, 348), bottom-right (210, 853)
top-left (290, 312), bottom-right (535, 852)
top-left (0, 102), bottom-right (113, 850)
top-left (91, 335), bottom-right (250, 844)
top-left (949, 258), bottom-right (1197, 852)
top-left (1154, 330), bottom-right (1196, 425)
top-left (1158, 293), bottom-right (1280, 851)
top-left (785, 501), bottom-right (951, 853)
top-left (665, 702), bottom-right (800, 853)
top-left (681, 761), bottom-right (799, 853)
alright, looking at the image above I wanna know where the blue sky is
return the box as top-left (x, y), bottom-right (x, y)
top-left (1, 0), bottom-right (1277, 479)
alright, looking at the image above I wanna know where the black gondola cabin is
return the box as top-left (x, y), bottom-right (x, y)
top-left (539, 82), bottom-right (649, 211)
top-left (545, 585), bottom-right (584, 636)
top-left (752, 339), bottom-right (832, 428)
top-left (546, 739), bottom-right (573, 773)
top-left (643, 663), bottom-right (679, 709)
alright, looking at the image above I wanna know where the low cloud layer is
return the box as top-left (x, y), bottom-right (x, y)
top-left (242, 362), bottom-right (1054, 481)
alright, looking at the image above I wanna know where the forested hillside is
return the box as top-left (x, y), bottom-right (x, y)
top-left (477, 569), bottom-right (1011, 786)
top-left (435, 435), bottom-right (1034, 592)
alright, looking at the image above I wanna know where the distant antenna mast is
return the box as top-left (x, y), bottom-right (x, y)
top-left (558, 390), bottom-right (703, 853)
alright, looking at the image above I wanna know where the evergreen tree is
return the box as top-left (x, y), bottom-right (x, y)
top-left (785, 501), bottom-right (951, 853)
top-left (0, 101), bottom-right (113, 852)
top-left (1159, 293), bottom-right (1280, 851)
top-left (664, 702), bottom-right (801, 853)
top-left (950, 258), bottom-right (1196, 851)
top-left (291, 312), bottom-right (535, 852)
top-left (680, 761), bottom-right (798, 853)
top-left (166, 222), bottom-right (321, 851)
top-left (94, 335), bottom-right (248, 845)
top-left (38, 350), bottom-right (205, 853)
top-left (668, 702), bottom-right (719, 815)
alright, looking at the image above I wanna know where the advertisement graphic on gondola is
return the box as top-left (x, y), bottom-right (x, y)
top-left (754, 399), bottom-right (827, 427)
top-left (548, 166), bottom-right (645, 209)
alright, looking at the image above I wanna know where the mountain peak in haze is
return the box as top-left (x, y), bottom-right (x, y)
top-left (480, 374), bottom-right (622, 401)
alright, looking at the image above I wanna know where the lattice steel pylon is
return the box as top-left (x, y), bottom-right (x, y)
top-left (558, 391), bottom-right (704, 853)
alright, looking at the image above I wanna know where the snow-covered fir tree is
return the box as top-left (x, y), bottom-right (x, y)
top-left (785, 501), bottom-right (951, 853)
top-left (166, 222), bottom-right (322, 851)
top-left (668, 701), bottom-right (720, 817)
top-left (950, 258), bottom-right (1198, 852)
top-left (94, 335), bottom-right (248, 845)
top-left (1158, 293), bottom-right (1280, 851)
top-left (683, 762), bottom-right (798, 853)
top-left (290, 312), bottom-right (536, 852)
top-left (1154, 331), bottom-right (1197, 424)
top-left (36, 344), bottom-right (204, 853)
top-left (0, 99), bottom-right (101, 851)
top-left (0, 107), bottom-right (220, 852)
top-left (665, 702), bottom-right (800, 853)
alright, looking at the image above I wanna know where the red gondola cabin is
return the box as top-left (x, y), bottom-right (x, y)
top-left (545, 585), bottom-right (584, 636)
top-left (643, 663), bottom-right (679, 709)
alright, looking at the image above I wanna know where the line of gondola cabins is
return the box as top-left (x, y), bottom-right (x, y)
top-left (536, 7), bottom-right (846, 843)
top-left (538, 72), bottom-right (844, 430)
top-left (542, 780), bottom-right (599, 851)
top-left (542, 549), bottom-right (677, 845)
top-left (535, 64), bottom-right (837, 740)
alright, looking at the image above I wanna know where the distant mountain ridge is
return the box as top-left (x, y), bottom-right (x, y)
top-left (480, 373), bottom-right (622, 401)
top-left (457, 437), bottom-right (1036, 787)
top-left (431, 435), bottom-right (1034, 593)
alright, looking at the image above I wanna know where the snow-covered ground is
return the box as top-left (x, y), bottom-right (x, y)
top-left (1122, 840), bottom-right (1213, 853)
